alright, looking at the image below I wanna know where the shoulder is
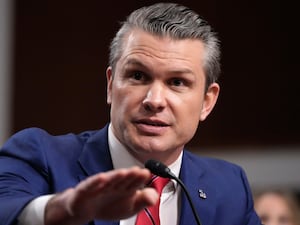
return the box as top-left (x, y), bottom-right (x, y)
top-left (2, 127), bottom-right (98, 149)
top-left (182, 150), bottom-right (253, 196)
top-left (0, 127), bottom-right (107, 181)
top-left (182, 150), bottom-right (249, 186)
top-left (0, 127), bottom-right (101, 163)
top-left (184, 150), bottom-right (244, 173)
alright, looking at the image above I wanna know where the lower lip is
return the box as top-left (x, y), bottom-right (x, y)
top-left (135, 123), bottom-right (169, 135)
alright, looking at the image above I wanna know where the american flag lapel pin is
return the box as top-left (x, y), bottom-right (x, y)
top-left (198, 189), bottom-right (207, 199)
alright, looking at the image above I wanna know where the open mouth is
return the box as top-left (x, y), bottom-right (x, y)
top-left (133, 118), bottom-right (170, 135)
top-left (136, 119), bottom-right (169, 127)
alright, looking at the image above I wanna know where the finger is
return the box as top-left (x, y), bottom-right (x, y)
top-left (95, 167), bottom-right (150, 192)
top-left (76, 167), bottom-right (150, 194)
top-left (132, 188), bottom-right (159, 212)
top-left (110, 167), bottom-right (151, 191)
top-left (74, 172), bottom-right (118, 197)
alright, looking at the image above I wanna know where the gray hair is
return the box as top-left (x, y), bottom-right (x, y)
top-left (109, 2), bottom-right (221, 89)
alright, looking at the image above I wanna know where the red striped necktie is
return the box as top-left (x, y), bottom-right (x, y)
top-left (135, 175), bottom-right (170, 225)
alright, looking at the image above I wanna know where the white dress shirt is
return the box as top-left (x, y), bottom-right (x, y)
top-left (18, 124), bottom-right (182, 225)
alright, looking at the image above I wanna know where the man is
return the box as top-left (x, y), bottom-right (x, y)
top-left (0, 2), bottom-right (262, 225)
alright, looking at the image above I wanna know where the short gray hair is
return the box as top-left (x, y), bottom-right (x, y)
top-left (109, 2), bottom-right (221, 88)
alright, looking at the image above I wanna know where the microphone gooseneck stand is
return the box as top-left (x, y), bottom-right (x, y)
top-left (145, 159), bottom-right (202, 225)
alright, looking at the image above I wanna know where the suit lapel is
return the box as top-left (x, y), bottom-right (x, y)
top-left (76, 125), bottom-right (120, 225)
top-left (77, 125), bottom-right (114, 180)
top-left (179, 151), bottom-right (218, 225)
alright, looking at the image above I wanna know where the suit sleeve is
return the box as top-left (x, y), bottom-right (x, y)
top-left (0, 128), bottom-right (51, 225)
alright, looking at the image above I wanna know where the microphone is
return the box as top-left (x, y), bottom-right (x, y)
top-left (145, 159), bottom-right (202, 225)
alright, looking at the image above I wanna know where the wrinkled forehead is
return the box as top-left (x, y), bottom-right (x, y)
top-left (119, 29), bottom-right (205, 66)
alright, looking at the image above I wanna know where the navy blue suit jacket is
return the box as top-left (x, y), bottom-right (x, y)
top-left (0, 125), bottom-right (261, 225)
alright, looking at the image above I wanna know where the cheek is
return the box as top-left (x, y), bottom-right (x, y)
top-left (174, 97), bottom-right (202, 134)
top-left (111, 86), bottom-right (140, 114)
top-left (177, 95), bottom-right (202, 121)
top-left (183, 108), bottom-right (201, 133)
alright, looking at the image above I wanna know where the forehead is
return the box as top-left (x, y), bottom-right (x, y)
top-left (119, 29), bottom-right (205, 70)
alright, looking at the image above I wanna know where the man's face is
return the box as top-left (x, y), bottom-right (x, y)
top-left (107, 29), bottom-right (219, 165)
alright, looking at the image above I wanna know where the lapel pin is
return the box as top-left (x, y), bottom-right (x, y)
top-left (198, 189), bottom-right (207, 199)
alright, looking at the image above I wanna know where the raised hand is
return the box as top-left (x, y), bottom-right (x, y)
top-left (45, 166), bottom-right (158, 225)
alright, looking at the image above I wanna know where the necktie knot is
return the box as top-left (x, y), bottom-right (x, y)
top-left (148, 175), bottom-right (170, 194)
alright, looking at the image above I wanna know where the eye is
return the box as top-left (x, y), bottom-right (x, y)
top-left (127, 71), bottom-right (151, 84)
top-left (132, 71), bottom-right (144, 80)
top-left (170, 78), bottom-right (185, 87)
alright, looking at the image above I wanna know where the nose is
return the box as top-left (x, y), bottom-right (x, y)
top-left (142, 82), bottom-right (167, 112)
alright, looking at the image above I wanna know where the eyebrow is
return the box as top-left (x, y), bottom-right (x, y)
top-left (124, 58), bottom-right (194, 75)
top-left (124, 58), bottom-right (149, 70)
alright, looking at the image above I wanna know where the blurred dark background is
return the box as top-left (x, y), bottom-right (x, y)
top-left (11, 0), bottom-right (298, 149)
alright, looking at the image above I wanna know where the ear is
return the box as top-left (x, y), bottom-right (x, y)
top-left (106, 66), bottom-right (113, 105)
top-left (199, 82), bottom-right (220, 121)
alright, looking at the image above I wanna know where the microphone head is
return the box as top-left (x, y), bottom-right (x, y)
top-left (145, 159), bottom-right (174, 178)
